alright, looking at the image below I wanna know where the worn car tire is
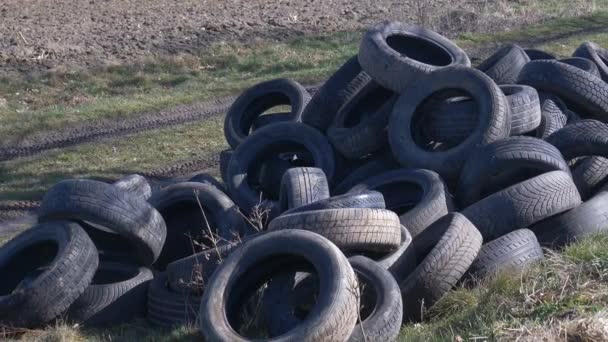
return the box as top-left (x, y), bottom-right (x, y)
top-left (147, 273), bottom-right (202, 327)
top-left (283, 191), bottom-right (386, 215)
top-left (359, 21), bottom-right (470, 93)
top-left (559, 57), bottom-right (601, 77)
top-left (571, 156), bottom-right (608, 200)
top-left (38, 179), bottom-right (166, 266)
top-left (461, 171), bottom-right (581, 241)
top-left (279, 167), bottom-right (330, 213)
top-left (524, 48), bottom-right (556, 60)
top-left (348, 169), bottom-right (454, 237)
top-left (0, 221), bottom-right (98, 327)
top-left (477, 44), bottom-right (530, 84)
top-left (546, 119), bottom-right (608, 160)
top-left (573, 41), bottom-right (608, 82)
top-left (224, 78), bottom-right (310, 149)
top-left (113, 174), bottom-right (152, 200)
top-left (199, 229), bottom-right (359, 341)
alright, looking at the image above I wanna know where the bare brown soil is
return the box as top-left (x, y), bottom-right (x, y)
top-left (0, 0), bottom-right (428, 76)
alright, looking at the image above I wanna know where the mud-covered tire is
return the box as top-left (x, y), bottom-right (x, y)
top-left (278, 167), bottom-right (330, 213)
top-left (531, 190), bottom-right (608, 247)
top-left (147, 273), bottom-right (201, 327)
top-left (269, 208), bottom-right (402, 253)
top-left (148, 182), bottom-right (248, 270)
top-left (226, 122), bottom-right (335, 216)
top-left (199, 229), bottom-right (359, 342)
top-left (477, 44), bottom-right (530, 84)
top-left (517, 60), bottom-right (608, 120)
top-left (467, 229), bottom-right (544, 279)
top-left (0, 221), bottom-right (98, 327)
top-left (224, 78), bottom-right (310, 149)
top-left (113, 174), bottom-right (152, 200)
top-left (302, 56), bottom-right (372, 131)
top-left (389, 66), bottom-right (511, 181)
top-left (400, 213), bottom-right (482, 321)
top-left (573, 41), bottom-right (608, 82)
top-left (461, 171), bottom-right (581, 241)
top-left (283, 191), bottom-right (386, 215)
top-left (327, 82), bottom-right (396, 159)
top-left (348, 169), bottom-right (454, 237)
top-left (38, 179), bottom-right (166, 266)
top-left (359, 21), bottom-right (470, 93)
top-left (66, 263), bottom-right (152, 326)
top-left (457, 136), bottom-right (570, 207)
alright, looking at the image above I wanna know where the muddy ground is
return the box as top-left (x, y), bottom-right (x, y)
top-left (0, 0), bottom-right (442, 76)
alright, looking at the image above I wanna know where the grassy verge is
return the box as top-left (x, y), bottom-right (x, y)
top-left (6, 233), bottom-right (608, 341)
top-left (3, 12), bottom-right (608, 203)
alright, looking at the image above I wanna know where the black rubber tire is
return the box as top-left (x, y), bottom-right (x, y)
top-left (0, 221), bottom-right (98, 327)
top-left (113, 174), bottom-right (152, 200)
top-left (546, 119), bottom-right (608, 160)
top-left (166, 240), bottom-right (241, 294)
top-left (501, 85), bottom-right (541, 135)
top-left (332, 153), bottom-right (400, 195)
top-left (571, 156), bottom-right (608, 200)
top-left (148, 182), bottom-right (248, 270)
top-left (400, 213), bottom-right (482, 322)
top-left (389, 66), bottom-right (511, 181)
top-left (327, 82), bottom-right (396, 159)
top-left (377, 225), bottom-right (415, 281)
top-left (224, 78), bottom-right (310, 149)
top-left (38, 179), bottom-right (166, 266)
top-left (533, 93), bottom-right (568, 139)
top-left (517, 60), bottom-right (608, 120)
top-left (457, 136), bottom-right (571, 207)
top-left (524, 48), bottom-right (556, 60)
top-left (147, 273), bottom-right (202, 328)
top-left (573, 41), bottom-right (608, 82)
top-left (531, 190), bottom-right (608, 247)
top-left (226, 122), bottom-right (335, 217)
top-left (199, 229), bottom-right (359, 341)
top-left (278, 167), bottom-right (330, 213)
top-left (477, 44), bottom-right (530, 85)
top-left (219, 149), bottom-right (233, 184)
top-left (188, 172), bottom-right (227, 194)
top-left (559, 57), bottom-right (601, 77)
top-left (358, 21), bottom-right (470, 93)
top-left (251, 112), bottom-right (292, 131)
top-left (283, 191), bottom-right (386, 215)
top-left (467, 229), bottom-right (544, 279)
top-left (269, 208), bottom-right (402, 253)
top-left (461, 170), bottom-right (581, 241)
top-left (422, 97), bottom-right (477, 144)
top-left (255, 149), bottom-right (315, 200)
top-left (302, 56), bottom-right (372, 131)
top-left (66, 263), bottom-right (153, 326)
top-left (348, 169), bottom-right (454, 238)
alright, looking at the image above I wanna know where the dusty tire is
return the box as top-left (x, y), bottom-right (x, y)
top-left (147, 273), bottom-right (201, 327)
top-left (66, 263), bottom-right (152, 326)
top-left (571, 156), bottom-right (608, 199)
top-left (546, 119), bottom-right (608, 160)
top-left (199, 229), bottom-right (359, 341)
top-left (348, 169), bottom-right (454, 237)
top-left (457, 136), bottom-right (570, 207)
top-left (283, 191), bottom-right (386, 215)
top-left (573, 41), bottom-right (608, 82)
top-left (389, 66), bottom-right (511, 181)
top-left (358, 21), bottom-right (470, 93)
top-left (467, 229), bottom-right (544, 279)
top-left (302, 56), bottom-right (372, 131)
top-left (502, 85), bottom-right (541, 135)
top-left (269, 208), bottom-right (402, 253)
top-left (461, 171), bottom-right (581, 241)
top-left (279, 167), bottom-right (330, 213)
top-left (533, 93), bottom-right (569, 139)
top-left (113, 174), bottom-right (152, 200)
top-left (224, 78), bottom-right (310, 149)
top-left (400, 213), bottom-right (482, 321)
top-left (517, 60), bottom-right (608, 120)
top-left (531, 191), bottom-right (608, 247)
top-left (477, 44), bottom-right (530, 84)
top-left (226, 122), bottom-right (335, 216)
top-left (0, 221), bottom-right (98, 327)
top-left (148, 182), bottom-right (248, 270)
top-left (38, 179), bottom-right (166, 266)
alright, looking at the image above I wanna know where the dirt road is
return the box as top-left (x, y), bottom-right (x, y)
top-left (0, 0), bottom-right (430, 76)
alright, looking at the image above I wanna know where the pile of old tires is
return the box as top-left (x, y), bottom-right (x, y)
top-left (3, 20), bottom-right (608, 340)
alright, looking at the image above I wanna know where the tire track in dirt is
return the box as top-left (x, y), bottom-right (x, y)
top-left (0, 85), bottom-right (319, 162)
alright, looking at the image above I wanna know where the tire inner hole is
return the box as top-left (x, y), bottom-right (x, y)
top-left (373, 181), bottom-right (424, 216)
top-left (91, 264), bottom-right (139, 285)
top-left (242, 92), bottom-right (291, 135)
top-left (0, 240), bottom-right (58, 295)
top-left (386, 34), bottom-right (452, 66)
